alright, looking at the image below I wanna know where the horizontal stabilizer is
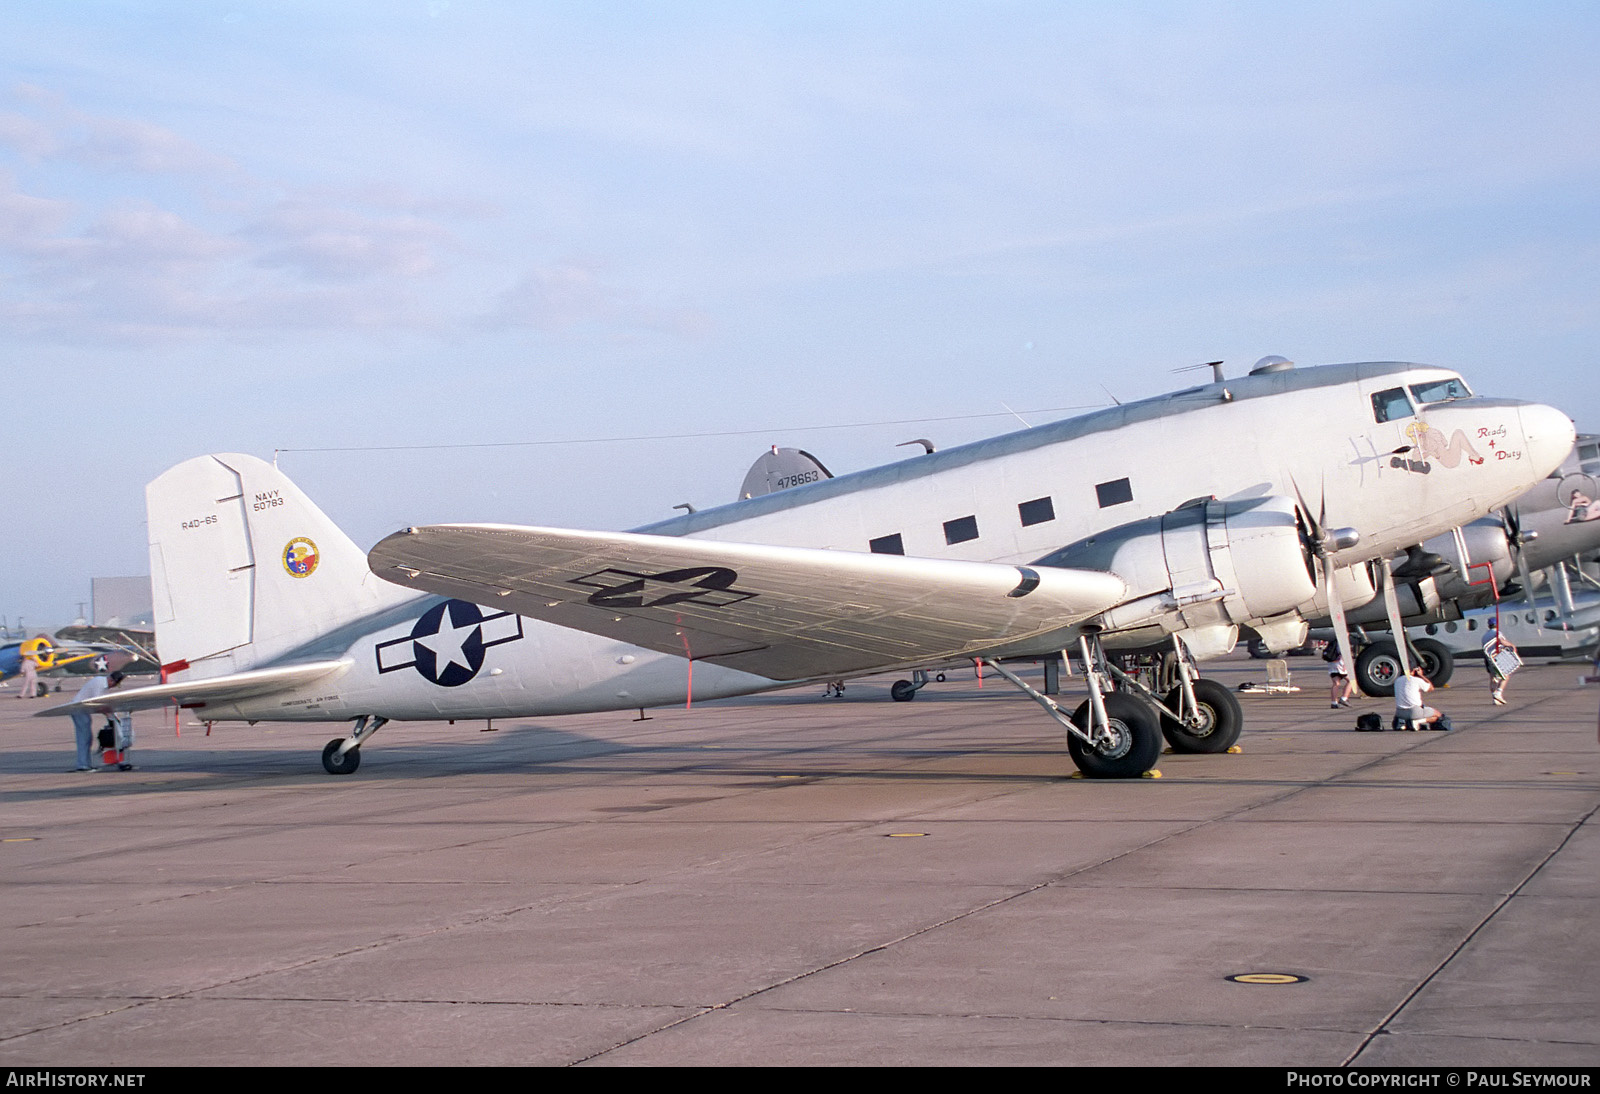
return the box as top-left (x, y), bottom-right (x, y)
top-left (369, 525), bottom-right (1127, 680)
top-left (36, 660), bottom-right (350, 718)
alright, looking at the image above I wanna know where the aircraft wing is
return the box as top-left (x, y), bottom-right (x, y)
top-left (35, 660), bottom-right (350, 718)
top-left (55, 624), bottom-right (157, 654)
top-left (369, 525), bottom-right (1127, 680)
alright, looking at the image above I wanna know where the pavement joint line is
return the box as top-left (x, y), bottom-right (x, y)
top-left (573, 701), bottom-right (1599, 1063)
top-left (4, 666), bottom-right (1596, 1064)
top-left (3, 805), bottom-right (994, 1044)
top-left (1343, 795), bottom-right (1600, 1066)
top-left (573, 800), bottom-right (1307, 1061)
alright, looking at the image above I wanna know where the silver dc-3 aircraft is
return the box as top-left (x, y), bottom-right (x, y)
top-left (46, 358), bottom-right (1575, 779)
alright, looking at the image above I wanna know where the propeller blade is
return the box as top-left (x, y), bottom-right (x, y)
top-left (1378, 558), bottom-right (1413, 675)
top-left (1501, 504), bottom-right (1521, 545)
top-left (1289, 473), bottom-right (1331, 558)
top-left (1289, 475), bottom-right (1316, 533)
top-left (1318, 473), bottom-right (1328, 543)
top-left (1325, 565), bottom-right (1357, 693)
top-left (1516, 551), bottom-right (1542, 632)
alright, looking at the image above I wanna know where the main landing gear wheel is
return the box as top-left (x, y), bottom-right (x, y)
top-left (1354, 642), bottom-right (1405, 697)
top-left (322, 738), bottom-right (360, 775)
top-left (1067, 693), bottom-right (1163, 779)
top-left (1158, 678), bottom-right (1243, 753)
top-left (890, 679), bottom-right (918, 702)
top-left (1413, 638), bottom-right (1454, 687)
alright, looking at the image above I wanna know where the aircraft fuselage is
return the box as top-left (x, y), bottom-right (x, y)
top-left (167, 361), bottom-right (1577, 724)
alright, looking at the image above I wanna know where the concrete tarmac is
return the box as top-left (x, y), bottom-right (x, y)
top-left (1, 658), bottom-right (1597, 1067)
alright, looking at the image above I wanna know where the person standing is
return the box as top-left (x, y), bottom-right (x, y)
top-left (1484, 628), bottom-right (1520, 706)
top-left (1327, 646), bottom-right (1353, 708)
top-left (68, 671), bottom-right (109, 771)
top-left (19, 653), bottom-right (38, 699)
top-left (105, 671), bottom-right (134, 771)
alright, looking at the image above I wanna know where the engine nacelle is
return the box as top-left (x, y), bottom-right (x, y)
top-left (1342, 573), bottom-right (1444, 625)
top-left (1424, 518), bottom-right (1514, 605)
top-left (1325, 520), bottom-right (1509, 627)
top-left (1038, 497), bottom-right (1317, 640)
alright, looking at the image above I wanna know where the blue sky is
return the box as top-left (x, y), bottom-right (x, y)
top-left (3, 1), bottom-right (1598, 626)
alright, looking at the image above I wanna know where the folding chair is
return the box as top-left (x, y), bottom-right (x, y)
top-left (1262, 658), bottom-right (1300, 694)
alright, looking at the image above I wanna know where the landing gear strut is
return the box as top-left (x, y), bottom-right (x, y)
top-left (322, 715), bottom-right (388, 775)
top-left (980, 632), bottom-right (1162, 779)
top-left (1099, 636), bottom-right (1242, 754)
top-left (1157, 678), bottom-right (1242, 753)
top-left (890, 669), bottom-right (932, 702)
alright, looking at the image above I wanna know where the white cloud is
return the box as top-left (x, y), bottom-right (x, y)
top-left (246, 199), bottom-right (453, 281)
top-left (0, 86), bottom-right (708, 346)
top-left (0, 172), bottom-right (71, 244)
top-left (68, 113), bottom-right (238, 176)
top-left (0, 110), bottom-right (58, 160)
top-left (489, 260), bottom-right (711, 339)
top-left (6, 84), bottom-right (238, 177)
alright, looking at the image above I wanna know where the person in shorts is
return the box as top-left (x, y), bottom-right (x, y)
top-left (1327, 645), bottom-right (1353, 708)
top-left (1484, 629), bottom-right (1518, 706)
top-left (1394, 664), bottom-right (1443, 729)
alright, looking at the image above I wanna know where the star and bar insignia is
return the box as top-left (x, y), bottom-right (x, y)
top-left (375, 599), bottom-right (524, 688)
top-left (570, 566), bottom-right (757, 610)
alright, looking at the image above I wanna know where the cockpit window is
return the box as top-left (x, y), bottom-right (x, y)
top-left (1371, 387), bottom-right (1415, 424)
top-left (1408, 377), bottom-right (1472, 405)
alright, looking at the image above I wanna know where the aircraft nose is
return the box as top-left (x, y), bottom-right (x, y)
top-left (1518, 402), bottom-right (1577, 478)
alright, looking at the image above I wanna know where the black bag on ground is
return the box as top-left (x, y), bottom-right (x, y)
top-left (1354, 713), bottom-right (1383, 732)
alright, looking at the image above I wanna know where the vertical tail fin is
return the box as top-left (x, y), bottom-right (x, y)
top-left (146, 453), bottom-right (413, 679)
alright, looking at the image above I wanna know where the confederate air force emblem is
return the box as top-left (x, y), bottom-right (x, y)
top-left (375, 599), bottom-right (524, 687)
top-left (283, 537), bottom-right (319, 578)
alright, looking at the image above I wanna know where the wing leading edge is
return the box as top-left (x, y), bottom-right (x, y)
top-left (369, 525), bottom-right (1128, 681)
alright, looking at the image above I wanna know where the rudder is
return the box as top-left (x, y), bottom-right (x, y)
top-left (147, 453), bottom-right (413, 679)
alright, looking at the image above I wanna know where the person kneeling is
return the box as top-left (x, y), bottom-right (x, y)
top-left (1394, 665), bottom-right (1449, 731)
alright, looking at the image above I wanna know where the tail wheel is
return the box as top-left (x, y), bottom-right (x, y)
top-left (1158, 678), bottom-right (1243, 753)
top-left (1067, 693), bottom-right (1163, 778)
top-left (322, 739), bottom-right (361, 775)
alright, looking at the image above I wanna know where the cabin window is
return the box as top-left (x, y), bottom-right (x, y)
top-left (1018, 496), bottom-right (1055, 526)
top-left (1409, 377), bottom-right (1472, 405)
top-left (1095, 478), bottom-right (1133, 508)
top-left (1371, 388), bottom-right (1414, 423)
top-left (869, 533), bottom-right (904, 555)
top-left (943, 516), bottom-right (979, 545)
top-left (1579, 443), bottom-right (1598, 461)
